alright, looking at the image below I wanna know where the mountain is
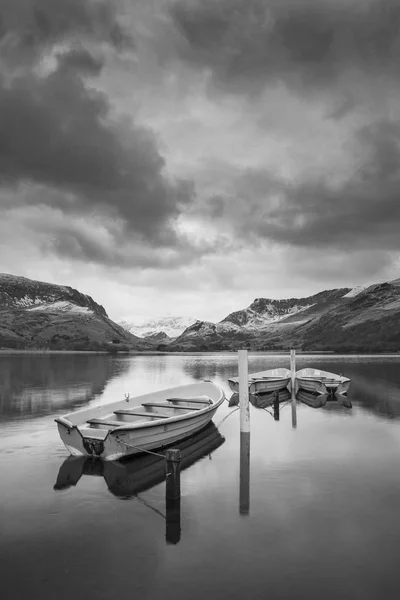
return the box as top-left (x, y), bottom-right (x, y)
top-left (118, 316), bottom-right (196, 338)
top-left (0, 274), bottom-right (146, 351)
top-left (167, 281), bottom-right (400, 352)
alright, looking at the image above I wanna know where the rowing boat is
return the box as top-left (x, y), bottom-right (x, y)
top-left (55, 381), bottom-right (225, 461)
top-left (228, 368), bottom-right (291, 395)
top-left (296, 368), bottom-right (351, 395)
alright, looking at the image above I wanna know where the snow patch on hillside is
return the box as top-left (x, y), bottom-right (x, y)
top-left (343, 285), bottom-right (368, 299)
top-left (27, 301), bottom-right (91, 314)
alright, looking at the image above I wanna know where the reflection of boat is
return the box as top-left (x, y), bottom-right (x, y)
top-left (296, 368), bottom-right (351, 395)
top-left (229, 388), bottom-right (291, 408)
top-left (54, 423), bottom-right (225, 497)
top-left (228, 368), bottom-right (291, 395)
top-left (297, 389), bottom-right (352, 409)
top-left (55, 381), bottom-right (225, 461)
top-left (297, 389), bottom-right (329, 408)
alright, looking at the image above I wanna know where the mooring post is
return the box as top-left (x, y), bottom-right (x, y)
top-left (238, 349), bottom-right (250, 433)
top-left (165, 448), bottom-right (181, 544)
top-left (165, 448), bottom-right (181, 500)
top-left (239, 430), bottom-right (250, 515)
top-left (290, 349), bottom-right (297, 429)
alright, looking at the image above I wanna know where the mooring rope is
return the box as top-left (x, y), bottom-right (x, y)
top-left (215, 406), bottom-right (240, 428)
top-left (114, 436), bottom-right (165, 458)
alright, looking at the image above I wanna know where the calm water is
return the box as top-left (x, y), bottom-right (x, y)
top-left (2, 353), bottom-right (400, 600)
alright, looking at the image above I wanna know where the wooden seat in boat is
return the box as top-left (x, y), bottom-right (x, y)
top-left (112, 410), bottom-right (169, 418)
top-left (141, 402), bottom-right (200, 411)
top-left (87, 418), bottom-right (127, 427)
top-left (166, 396), bottom-right (212, 404)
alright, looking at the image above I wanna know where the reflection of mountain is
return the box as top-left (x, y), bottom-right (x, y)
top-left (350, 375), bottom-right (400, 420)
top-left (54, 423), bottom-right (225, 497)
top-left (0, 354), bottom-right (130, 420)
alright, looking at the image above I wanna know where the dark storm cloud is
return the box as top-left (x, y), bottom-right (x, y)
top-left (170, 0), bottom-right (400, 96)
top-left (200, 119), bottom-right (400, 252)
top-left (56, 48), bottom-right (104, 75)
top-left (0, 0), bottom-right (133, 60)
top-left (0, 0), bottom-right (194, 249)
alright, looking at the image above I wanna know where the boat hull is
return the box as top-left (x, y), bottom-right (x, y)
top-left (56, 381), bottom-right (225, 461)
top-left (57, 408), bottom-right (220, 461)
top-left (228, 368), bottom-right (291, 395)
top-left (296, 368), bottom-right (351, 396)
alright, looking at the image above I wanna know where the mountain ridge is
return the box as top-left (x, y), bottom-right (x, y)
top-left (166, 281), bottom-right (400, 352)
top-left (0, 273), bottom-right (146, 351)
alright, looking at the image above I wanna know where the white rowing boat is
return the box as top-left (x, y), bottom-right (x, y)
top-left (296, 368), bottom-right (351, 395)
top-left (55, 381), bottom-right (225, 461)
top-left (228, 368), bottom-right (291, 395)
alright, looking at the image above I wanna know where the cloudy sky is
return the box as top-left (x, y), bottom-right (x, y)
top-left (1, 0), bottom-right (400, 323)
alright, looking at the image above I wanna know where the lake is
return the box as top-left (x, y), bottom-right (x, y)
top-left (1, 352), bottom-right (400, 600)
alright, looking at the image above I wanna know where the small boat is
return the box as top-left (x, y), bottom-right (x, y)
top-left (228, 368), bottom-right (291, 395)
top-left (54, 422), bottom-right (225, 495)
top-left (296, 368), bottom-right (351, 395)
top-left (55, 381), bottom-right (225, 461)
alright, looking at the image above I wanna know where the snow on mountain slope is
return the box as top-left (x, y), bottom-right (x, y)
top-left (118, 316), bottom-right (196, 338)
top-left (27, 301), bottom-right (91, 314)
top-left (342, 285), bottom-right (369, 298)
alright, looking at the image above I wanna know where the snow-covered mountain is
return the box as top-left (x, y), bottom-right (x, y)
top-left (0, 273), bottom-right (107, 317)
top-left (118, 316), bottom-right (196, 338)
top-left (0, 273), bottom-right (143, 350)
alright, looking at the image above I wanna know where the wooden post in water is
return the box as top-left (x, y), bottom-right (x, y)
top-left (165, 449), bottom-right (181, 544)
top-left (290, 349), bottom-right (297, 429)
top-left (238, 349), bottom-right (250, 433)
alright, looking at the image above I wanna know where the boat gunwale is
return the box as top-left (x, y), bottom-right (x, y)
top-left (55, 383), bottom-right (225, 436)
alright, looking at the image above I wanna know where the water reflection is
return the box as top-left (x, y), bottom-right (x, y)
top-left (0, 354), bottom-right (128, 420)
top-left (55, 423), bottom-right (224, 496)
top-left (54, 423), bottom-right (225, 544)
top-left (239, 431), bottom-right (250, 516)
top-left (297, 389), bottom-right (353, 410)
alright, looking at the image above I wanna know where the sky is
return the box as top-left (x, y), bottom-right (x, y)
top-left (1, 0), bottom-right (400, 323)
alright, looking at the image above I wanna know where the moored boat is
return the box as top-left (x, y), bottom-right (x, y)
top-left (55, 381), bottom-right (225, 461)
top-left (228, 368), bottom-right (291, 395)
top-left (296, 368), bottom-right (351, 395)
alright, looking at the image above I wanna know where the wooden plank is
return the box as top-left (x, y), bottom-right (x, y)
top-left (142, 402), bottom-right (200, 411)
top-left (87, 418), bottom-right (125, 427)
top-left (166, 396), bottom-right (211, 404)
top-left (113, 410), bottom-right (169, 418)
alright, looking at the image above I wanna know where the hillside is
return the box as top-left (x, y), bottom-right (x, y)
top-left (167, 281), bottom-right (400, 352)
top-left (0, 274), bottom-right (146, 351)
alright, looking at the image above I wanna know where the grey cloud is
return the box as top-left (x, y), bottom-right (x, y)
top-left (56, 48), bottom-right (104, 75)
top-left (198, 120), bottom-right (400, 252)
top-left (169, 0), bottom-right (400, 96)
top-left (0, 0), bottom-right (133, 61)
top-left (0, 0), bottom-right (194, 246)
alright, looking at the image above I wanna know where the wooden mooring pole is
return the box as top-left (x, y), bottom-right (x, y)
top-left (238, 349), bottom-right (250, 515)
top-left (238, 349), bottom-right (250, 433)
top-left (165, 449), bottom-right (181, 544)
top-left (290, 349), bottom-right (297, 429)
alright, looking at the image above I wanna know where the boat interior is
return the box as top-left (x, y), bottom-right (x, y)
top-left (82, 395), bottom-right (213, 433)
